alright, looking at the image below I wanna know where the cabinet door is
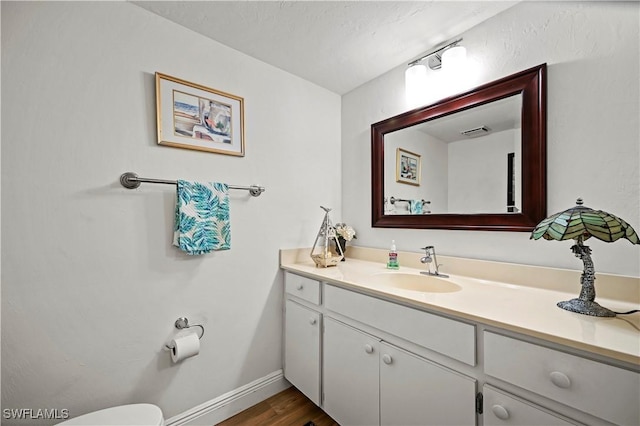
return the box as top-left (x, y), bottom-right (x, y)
top-left (323, 317), bottom-right (380, 426)
top-left (284, 299), bottom-right (321, 405)
top-left (380, 342), bottom-right (477, 426)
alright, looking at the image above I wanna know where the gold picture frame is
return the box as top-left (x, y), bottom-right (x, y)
top-left (156, 72), bottom-right (245, 156)
top-left (396, 148), bottom-right (421, 186)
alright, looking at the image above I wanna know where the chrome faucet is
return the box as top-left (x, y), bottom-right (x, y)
top-left (420, 246), bottom-right (449, 278)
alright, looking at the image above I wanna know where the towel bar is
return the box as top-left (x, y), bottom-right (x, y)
top-left (389, 196), bottom-right (430, 206)
top-left (120, 172), bottom-right (265, 197)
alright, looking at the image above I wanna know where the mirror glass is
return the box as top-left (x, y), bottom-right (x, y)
top-left (384, 95), bottom-right (522, 215)
top-left (371, 64), bottom-right (546, 231)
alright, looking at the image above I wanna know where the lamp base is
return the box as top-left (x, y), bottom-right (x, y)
top-left (557, 299), bottom-right (616, 317)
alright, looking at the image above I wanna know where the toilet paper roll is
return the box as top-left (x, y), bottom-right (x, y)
top-left (170, 332), bottom-right (200, 363)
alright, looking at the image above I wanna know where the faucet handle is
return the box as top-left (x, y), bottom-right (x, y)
top-left (420, 246), bottom-right (434, 251)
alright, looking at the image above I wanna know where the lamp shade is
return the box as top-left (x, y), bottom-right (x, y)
top-left (531, 198), bottom-right (638, 317)
top-left (405, 63), bottom-right (428, 106)
top-left (531, 198), bottom-right (639, 244)
top-left (441, 45), bottom-right (467, 72)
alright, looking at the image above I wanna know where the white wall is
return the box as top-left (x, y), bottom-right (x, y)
top-left (1, 1), bottom-right (340, 422)
top-left (384, 129), bottom-right (447, 214)
top-left (2, 1), bottom-right (639, 421)
top-left (448, 129), bottom-right (518, 213)
top-left (342, 1), bottom-right (640, 276)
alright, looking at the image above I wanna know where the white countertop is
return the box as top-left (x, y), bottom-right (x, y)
top-left (281, 248), bottom-right (640, 366)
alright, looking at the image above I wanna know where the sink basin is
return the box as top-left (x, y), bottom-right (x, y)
top-left (369, 272), bottom-right (462, 293)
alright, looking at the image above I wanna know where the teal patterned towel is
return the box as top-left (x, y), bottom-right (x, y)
top-left (173, 180), bottom-right (230, 255)
top-left (410, 200), bottom-right (423, 215)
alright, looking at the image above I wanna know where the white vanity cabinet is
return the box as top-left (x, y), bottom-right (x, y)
top-left (282, 269), bottom-right (640, 426)
top-left (484, 331), bottom-right (640, 426)
top-left (283, 273), bottom-right (322, 406)
top-left (379, 341), bottom-right (476, 426)
top-left (284, 299), bottom-right (321, 405)
top-left (322, 284), bottom-right (477, 426)
top-left (323, 317), bottom-right (380, 426)
top-left (323, 317), bottom-right (476, 426)
top-left (284, 272), bottom-right (321, 305)
top-left (324, 284), bottom-right (476, 365)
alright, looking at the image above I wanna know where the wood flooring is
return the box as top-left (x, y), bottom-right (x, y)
top-left (216, 386), bottom-right (339, 426)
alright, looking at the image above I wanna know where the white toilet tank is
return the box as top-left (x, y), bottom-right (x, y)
top-left (57, 403), bottom-right (164, 426)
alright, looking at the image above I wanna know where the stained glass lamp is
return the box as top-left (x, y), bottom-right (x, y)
top-left (531, 198), bottom-right (639, 317)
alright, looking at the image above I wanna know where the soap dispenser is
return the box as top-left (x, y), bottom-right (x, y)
top-left (387, 240), bottom-right (399, 269)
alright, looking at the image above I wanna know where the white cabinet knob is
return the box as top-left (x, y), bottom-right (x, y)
top-left (309, 317), bottom-right (317, 325)
top-left (491, 404), bottom-right (510, 420)
top-left (364, 344), bottom-right (374, 354)
top-left (296, 284), bottom-right (304, 290)
top-left (550, 371), bottom-right (571, 389)
top-left (382, 354), bottom-right (393, 364)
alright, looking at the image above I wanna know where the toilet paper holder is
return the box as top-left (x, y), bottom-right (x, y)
top-left (165, 317), bottom-right (205, 349)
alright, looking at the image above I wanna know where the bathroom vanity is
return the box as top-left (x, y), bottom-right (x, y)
top-left (280, 247), bottom-right (639, 426)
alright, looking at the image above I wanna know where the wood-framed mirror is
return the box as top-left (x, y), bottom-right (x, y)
top-left (372, 63), bottom-right (546, 231)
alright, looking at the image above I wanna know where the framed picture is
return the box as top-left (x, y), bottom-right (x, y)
top-left (156, 72), bottom-right (245, 156)
top-left (396, 148), bottom-right (421, 186)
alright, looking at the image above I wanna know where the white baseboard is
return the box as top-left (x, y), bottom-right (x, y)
top-left (165, 370), bottom-right (290, 426)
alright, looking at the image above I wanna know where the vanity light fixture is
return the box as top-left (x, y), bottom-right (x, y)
top-left (531, 198), bottom-right (639, 317)
top-left (405, 38), bottom-right (466, 104)
top-left (407, 38), bottom-right (464, 71)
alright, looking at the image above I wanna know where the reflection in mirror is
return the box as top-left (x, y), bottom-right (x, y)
top-left (384, 95), bottom-right (522, 215)
top-left (371, 63), bottom-right (546, 232)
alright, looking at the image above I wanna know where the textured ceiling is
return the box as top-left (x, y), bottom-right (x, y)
top-left (132, 1), bottom-right (518, 94)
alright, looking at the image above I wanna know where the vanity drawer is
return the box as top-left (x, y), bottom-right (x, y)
top-left (324, 284), bottom-right (475, 365)
top-left (284, 272), bottom-right (321, 305)
top-left (483, 385), bottom-right (577, 426)
top-left (484, 331), bottom-right (640, 425)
